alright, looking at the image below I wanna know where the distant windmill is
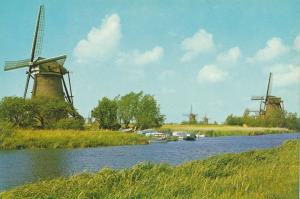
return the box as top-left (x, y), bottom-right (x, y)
top-left (201, 113), bottom-right (209, 125)
top-left (3, 5), bottom-right (73, 105)
top-left (251, 72), bottom-right (284, 116)
top-left (183, 105), bottom-right (198, 124)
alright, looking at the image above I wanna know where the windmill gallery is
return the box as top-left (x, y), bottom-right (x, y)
top-left (3, 5), bottom-right (285, 120)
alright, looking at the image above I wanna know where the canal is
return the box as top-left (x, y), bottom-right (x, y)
top-left (0, 132), bottom-right (299, 191)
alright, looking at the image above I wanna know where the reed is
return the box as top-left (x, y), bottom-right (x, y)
top-left (0, 129), bottom-right (149, 149)
top-left (159, 124), bottom-right (293, 136)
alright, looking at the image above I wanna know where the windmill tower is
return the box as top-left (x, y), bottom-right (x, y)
top-left (251, 73), bottom-right (284, 117)
top-left (3, 5), bottom-right (73, 105)
top-left (183, 105), bottom-right (198, 124)
top-left (201, 114), bottom-right (209, 125)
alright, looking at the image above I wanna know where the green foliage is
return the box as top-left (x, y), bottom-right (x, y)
top-left (2, 140), bottom-right (298, 198)
top-left (0, 130), bottom-right (149, 149)
top-left (225, 114), bottom-right (244, 126)
top-left (0, 121), bottom-right (14, 141)
top-left (30, 97), bottom-right (73, 128)
top-left (0, 97), bottom-right (34, 128)
top-left (0, 96), bottom-right (83, 129)
top-left (117, 92), bottom-right (142, 128)
top-left (92, 97), bottom-right (120, 130)
top-left (92, 92), bottom-right (165, 130)
top-left (135, 94), bottom-right (165, 130)
top-left (284, 112), bottom-right (300, 130)
top-left (225, 110), bottom-right (300, 130)
top-left (55, 118), bottom-right (85, 130)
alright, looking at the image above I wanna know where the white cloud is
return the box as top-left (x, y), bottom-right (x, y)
top-left (271, 64), bottom-right (300, 87)
top-left (116, 46), bottom-right (164, 66)
top-left (216, 47), bottom-right (241, 64)
top-left (197, 64), bottom-right (228, 83)
top-left (180, 29), bottom-right (215, 62)
top-left (248, 37), bottom-right (288, 63)
top-left (294, 35), bottom-right (300, 51)
top-left (73, 14), bottom-right (121, 63)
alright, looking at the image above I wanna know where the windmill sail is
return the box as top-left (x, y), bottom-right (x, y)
top-left (31, 5), bottom-right (45, 62)
top-left (4, 59), bottom-right (30, 71)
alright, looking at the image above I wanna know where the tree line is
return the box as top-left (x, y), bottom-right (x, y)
top-left (225, 109), bottom-right (300, 130)
top-left (91, 91), bottom-right (165, 130)
top-left (0, 91), bottom-right (165, 131)
top-left (0, 96), bottom-right (84, 129)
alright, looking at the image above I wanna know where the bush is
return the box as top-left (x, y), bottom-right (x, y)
top-left (0, 121), bottom-right (14, 140)
top-left (55, 118), bottom-right (85, 130)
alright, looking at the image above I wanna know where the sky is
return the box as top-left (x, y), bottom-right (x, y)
top-left (0, 0), bottom-right (299, 123)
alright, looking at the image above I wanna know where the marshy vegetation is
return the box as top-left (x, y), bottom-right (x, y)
top-left (159, 124), bottom-right (293, 137)
top-left (1, 139), bottom-right (298, 198)
top-left (0, 129), bottom-right (148, 150)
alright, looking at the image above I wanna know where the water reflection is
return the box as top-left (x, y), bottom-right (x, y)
top-left (28, 150), bottom-right (68, 179)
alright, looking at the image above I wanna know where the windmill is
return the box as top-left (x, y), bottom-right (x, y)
top-left (251, 72), bottom-right (284, 117)
top-left (3, 5), bottom-right (73, 105)
top-left (201, 113), bottom-right (209, 125)
top-left (183, 105), bottom-right (198, 124)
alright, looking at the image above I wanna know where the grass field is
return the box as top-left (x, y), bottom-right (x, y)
top-left (158, 124), bottom-right (293, 136)
top-left (1, 139), bottom-right (298, 198)
top-left (0, 129), bottom-right (149, 150)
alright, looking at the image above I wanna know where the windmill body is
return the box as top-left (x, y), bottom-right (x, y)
top-left (250, 73), bottom-right (284, 117)
top-left (3, 5), bottom-right (73, 105)
top-left (183, 105), bottom-right (198, 124)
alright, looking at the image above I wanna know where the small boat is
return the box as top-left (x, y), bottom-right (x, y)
top-left (196, 134), bottom-right (205, 138)
top-left (183, 134), bottom-right (196, 141)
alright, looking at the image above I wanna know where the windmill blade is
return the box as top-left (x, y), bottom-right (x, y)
top-left (265, 72), bottom-right (272, 99)
top-left (251, 96), bottom-right (264, 100)
top-left (31, 5), bottom-right (45, 62)
top-left (34, 55), bottom-right (66, 66)
top-left (23, 72), bottom-right (31, 99)
top-left (4, 59), bottom-right (30, 71)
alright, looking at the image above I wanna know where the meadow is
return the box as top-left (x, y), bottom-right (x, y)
top-left (159, 124), bottom-right (293, 136)
top-left (0, 129), bottom-right (149, 149)
top-left (1, 139), bottom-right (298, 198)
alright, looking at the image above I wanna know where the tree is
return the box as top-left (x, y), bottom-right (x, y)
top-left (30, 97), bottom-right (74, 128)
top-left (117, 92), bottom-right (142, 128)
top-left (284, 112), bottom-right (300, 130)
top-left (225, 114), bottom-right (243, 126)
top-left (134, 94), bottom-right (165, 130)
top-left (0, 97), bottom-right (34, 128)
top-left (92, 97), bottom-right (120, 130)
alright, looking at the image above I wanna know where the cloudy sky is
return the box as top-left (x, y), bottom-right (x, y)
top-left (0, 0), bottom-right (299, 123)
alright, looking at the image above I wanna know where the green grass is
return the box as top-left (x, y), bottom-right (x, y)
top-left (0, 129), bottom-right (149, 149)
top-left (1, 139), bottom-right (298, 198)
top-left (159, 124), bottom-right (294, 137)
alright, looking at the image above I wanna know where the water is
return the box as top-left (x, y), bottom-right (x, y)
top-left (0, 133), bottom-right (299, 191)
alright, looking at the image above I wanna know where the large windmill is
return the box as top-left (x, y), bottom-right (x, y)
top-left (183, 105), bottom-right (198, 124)
top-left (251, 72), bottom-right (284, 117)
top-left (3, 5), bottom-right (73, 105)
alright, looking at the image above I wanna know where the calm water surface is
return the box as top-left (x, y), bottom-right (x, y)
top-left (0, 132), bottom-right (299, 191)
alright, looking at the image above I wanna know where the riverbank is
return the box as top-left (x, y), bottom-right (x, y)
top-left (159, 124), bottom-right (293, 136)
top-left (1, 139), bottom-right (298, 198)
top-left (0, 130), bottom-right (149, 150)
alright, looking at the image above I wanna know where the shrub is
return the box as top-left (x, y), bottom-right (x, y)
top-left (0, 121), bottom-right (14, 140)
top-left (55, 118), bottom-right (85, 130)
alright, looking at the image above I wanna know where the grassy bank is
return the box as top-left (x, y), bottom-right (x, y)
top-left (1, 139), bottom-right (298, 198)
top-left (0, 129), bottom-right (149, 150)
top-left (159, 124), bottom-right (293, 136)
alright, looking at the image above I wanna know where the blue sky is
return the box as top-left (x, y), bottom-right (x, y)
top-left (0, 0), bottom-right (299, 123)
